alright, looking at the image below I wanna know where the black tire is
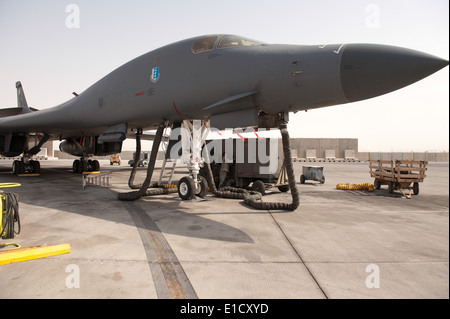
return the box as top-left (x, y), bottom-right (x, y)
top-left (374, 179), bottom-right (381, 190)
top-left (12, 161), bottom-right (17, 175)
top-left (73, 160), bottom-right (81, 174)
top-left (278, 185), bottom-right (290, 192)
top-left (178, 176), bottom-right (196, 200)
top-left (300, 175), bottom-right (306, 184)
top-left (388, 181), bottom-right (394, 194)
top-left (320, 176), bottom-right (325, 184)
top-left (20, 161), bottom-right (25, 174)
top-left (12, 160), bottom-right (21, 176)
top-left (413, 182), bottom-right (419, 195)
top-left (30, 160), bottom-right (40, 174)
top-left (81, 160), bottom-right (88, 173)
top-left (196, 175), bottom-right (209, 198)
top-left (93, 160), bottom-right (100, 171)
top-left (252, 180), bottom-right (266, 195)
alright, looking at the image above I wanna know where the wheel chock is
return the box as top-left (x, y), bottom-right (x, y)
top-left (0, 243), bottom-right (71, 265)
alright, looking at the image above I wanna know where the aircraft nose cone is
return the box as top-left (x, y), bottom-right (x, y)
top-left (340, 44), bottom-right (449, 102)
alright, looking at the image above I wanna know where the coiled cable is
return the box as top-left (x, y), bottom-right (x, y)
top-left (118, 123), bottom-right (177, 201)
top-left (204, 123), bottom-right (300, 211)
top-left (1, 193), bottom-right (20, 240)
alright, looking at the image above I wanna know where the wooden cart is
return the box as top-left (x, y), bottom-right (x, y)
top-left (369, 160), bottom-right (427, 197)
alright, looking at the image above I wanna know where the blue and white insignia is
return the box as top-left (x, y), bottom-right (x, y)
top-left (151, 66), bottom-right (160, 83)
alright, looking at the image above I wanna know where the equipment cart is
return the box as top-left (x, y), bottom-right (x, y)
top-left (202, 137), bottom-right (289, 195)
top-left (300, 166), bottom-right (325, 184)
top-left (369, 160), bottom-right (427, 196)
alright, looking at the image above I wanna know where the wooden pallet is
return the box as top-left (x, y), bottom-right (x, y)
top-left (369, 160), bottom-right (427, 182)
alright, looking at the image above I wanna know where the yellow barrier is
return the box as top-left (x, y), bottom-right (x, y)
top-left (336, 183), bottom-right (375, 192)
top-left (0, 243), bottom-right (71, 265)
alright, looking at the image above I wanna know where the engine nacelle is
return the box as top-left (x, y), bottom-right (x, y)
top-left (59, 140), bottom-right (85, 157)
top-left (59, 138), bottom-right (123, 157)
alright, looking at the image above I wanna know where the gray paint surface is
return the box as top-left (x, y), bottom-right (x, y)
top-left (0, 34), bottom-right (448, 155)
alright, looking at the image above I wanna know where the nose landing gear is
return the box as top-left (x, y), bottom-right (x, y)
top-left (177, 175), bottom-right (208, 200)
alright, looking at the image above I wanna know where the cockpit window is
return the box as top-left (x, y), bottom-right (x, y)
top-left (192, 36), bottom-right (218, 54)
top-left (217, 35), bottom-right (263, 49)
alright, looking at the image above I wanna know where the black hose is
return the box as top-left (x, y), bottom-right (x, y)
top-left (1, 193), bottom-right (20, 239)
top-left (128, 130), bottom-right (142, 189)
top-left (118, 123), bottom-right (177, 201)
top-left (245, 123), bottom-right (299, 211)
top-left (119, 121), bottom-right (299, 211)
top-left (204, 123), bottom-right (299, 211)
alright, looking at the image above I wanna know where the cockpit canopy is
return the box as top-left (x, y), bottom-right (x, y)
top-left (192, 35), bottom-right (264, 54)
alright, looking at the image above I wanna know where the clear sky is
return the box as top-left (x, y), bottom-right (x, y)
top-left (0, 0), bottom-right (448, 152)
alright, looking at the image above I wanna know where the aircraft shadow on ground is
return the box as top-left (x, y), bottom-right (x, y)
top-left (0, 165), bottom-right (254, 244)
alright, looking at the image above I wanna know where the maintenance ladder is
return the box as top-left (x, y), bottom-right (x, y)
top-left (82, 171), bottom-right (111, 189)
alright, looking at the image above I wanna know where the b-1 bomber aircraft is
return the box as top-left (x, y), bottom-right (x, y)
top-left (0, 35), bottom-right (448, 205)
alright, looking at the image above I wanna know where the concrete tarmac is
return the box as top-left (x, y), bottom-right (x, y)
top-left (0, 160), bottom-right (448, 299)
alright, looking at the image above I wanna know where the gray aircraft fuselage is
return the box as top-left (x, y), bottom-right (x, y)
top-left (0, 34), bottom-right (448, 158)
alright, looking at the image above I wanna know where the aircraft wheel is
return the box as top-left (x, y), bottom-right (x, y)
top-left (196, 175), bottom-right (208, 198)
top-left (81, 160), bottom-right (88, 173)
top-left (92, 160), bottom-right (100, 171)
top-left (30, 160), bottom-right (41, 174)
top-left (12, 160), bottom-right (18, 175)
top-left (17, 161), bottom-right (25, 175)
top-left (278, 185), bottom-right (290, 192)
top-left (178, 176), bottom-right (196, 200)
top-left (73, 160), bottom-right (81, 173)
top-left (12, 160), bottom-right (23, 176)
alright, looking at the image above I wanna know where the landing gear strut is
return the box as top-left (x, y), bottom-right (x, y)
top-left (12, 158), bottom-right (41, 176)
top-left (12, 133), bottom-right (48, 176)
top-left (176, 120), bottom-right (210, 200)
top-left (118, 120), bottom-right (209, 202)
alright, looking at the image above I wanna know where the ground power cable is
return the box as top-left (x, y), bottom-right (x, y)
top-left (1, 193), bottom-right (21, 240)
top-left (118, 123), bottom-right (176, 201)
